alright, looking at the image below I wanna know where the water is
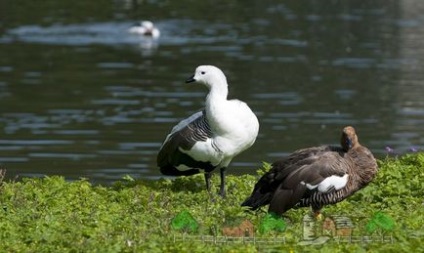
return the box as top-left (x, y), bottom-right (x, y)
top-left (1, 1), bottom-right (424, 184)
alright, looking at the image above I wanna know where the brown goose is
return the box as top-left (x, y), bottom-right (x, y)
top-left (241, 126), bottom-right (378, 216)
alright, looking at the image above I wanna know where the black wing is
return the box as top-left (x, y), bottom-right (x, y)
top-left (157, 110), bottom-right (214, 175)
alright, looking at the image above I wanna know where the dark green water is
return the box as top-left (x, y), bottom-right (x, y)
top-left (1, 1), bottom-right (424, 183)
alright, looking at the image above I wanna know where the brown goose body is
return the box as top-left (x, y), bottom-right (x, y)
top-left (242, 126), bottom-right (378, 215)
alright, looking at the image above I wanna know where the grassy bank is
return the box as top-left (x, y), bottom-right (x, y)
top-left (0, 153), bottom-right (423, 252)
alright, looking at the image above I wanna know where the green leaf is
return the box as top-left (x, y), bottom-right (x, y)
top-left (259, 213), bottom-right (287, 234)
top-left (170, 210), bottom-right (199, 233)
top-left (366, 212), bottom-right (395, 233)
top-left (122, 175), bottom-right (135, 182)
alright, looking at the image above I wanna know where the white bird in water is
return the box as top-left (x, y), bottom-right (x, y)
top-left (128, 20), bottom-right (160, 38)
top-left (157, 65), bottom-right (260, 197)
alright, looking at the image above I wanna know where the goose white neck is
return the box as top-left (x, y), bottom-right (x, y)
top-left (205, 80), bottom-right (229, 129)
top-left (206, 81), bottom-right (229, 104)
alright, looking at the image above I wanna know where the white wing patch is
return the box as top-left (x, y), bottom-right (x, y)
top-left (301, 174), bottom-right (349, 193)
top-left (179, 139), bottom-right (222, 166)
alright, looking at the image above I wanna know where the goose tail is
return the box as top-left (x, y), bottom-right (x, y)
top-left (241, 191), bottom-right (271, 210)
top-left (159, 166), bottom-right (200, 176)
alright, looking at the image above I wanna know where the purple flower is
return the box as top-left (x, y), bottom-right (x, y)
top-left (410, 147), bottom-right (418, 152)
top-left (385, 146), bottom-right (394, 153)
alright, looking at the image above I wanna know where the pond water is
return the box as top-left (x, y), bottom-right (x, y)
top-left (1, 1), bottom-right (424, 184)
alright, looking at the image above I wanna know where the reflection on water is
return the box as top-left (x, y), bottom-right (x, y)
top-left (1, 1), bottom-right (424, 184)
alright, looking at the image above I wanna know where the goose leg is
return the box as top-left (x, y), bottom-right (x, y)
top-left (204, 172), bottom-right (212, 194)
top-left (219, 167), bottom-right (227, 198)
top-left (312, 206), bottom-right (323, 220)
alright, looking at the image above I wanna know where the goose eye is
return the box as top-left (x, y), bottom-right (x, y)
top-left (201, 71), bottom-right (205, 75)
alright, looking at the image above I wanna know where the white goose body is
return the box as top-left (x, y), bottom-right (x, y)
top-left (157, 65), bottom-right (259, 197)
top-left (185, 100), bottom-right (257, 166)
top-left (128, 21), bottom-right (160, 38)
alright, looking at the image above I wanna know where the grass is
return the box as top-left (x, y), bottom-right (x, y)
top-left (0, 153), bottom-right (423, 252)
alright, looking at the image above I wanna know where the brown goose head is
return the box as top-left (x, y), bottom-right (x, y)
top-left (341, 126), bottom-right (359, 151)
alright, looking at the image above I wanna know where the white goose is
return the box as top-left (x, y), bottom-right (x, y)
top-left (128, 21), bottom-right (160, 38)
top-left (157, 65), bottom-right (260, 197)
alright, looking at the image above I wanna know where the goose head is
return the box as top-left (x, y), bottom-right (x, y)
top-left (185, 65), bottom-right (228, 90)
top-left (341, 126), bottom-right (359, 151)
top-left (140, 21), bottom-right (154, 30)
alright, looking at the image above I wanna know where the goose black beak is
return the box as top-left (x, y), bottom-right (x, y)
top-left (185, 75), bottom-right (196, 83)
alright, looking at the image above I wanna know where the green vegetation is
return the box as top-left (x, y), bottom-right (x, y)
top-left (171, 210), bottom-right (199, 233)
top-left (366, 212), bottom-right (395, 234)
top-left (0, 153), bottom-right (423, 252)
top-left (259, 213), bottom-right (287, 235)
